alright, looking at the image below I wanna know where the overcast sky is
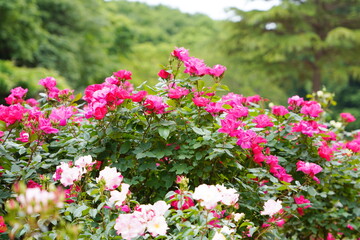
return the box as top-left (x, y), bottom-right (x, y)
top-left (127, 0), bottom-right (280, 20)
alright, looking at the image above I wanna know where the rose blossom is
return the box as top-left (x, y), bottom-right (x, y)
top-left (296, 161), bottom-right (323, 183)
top-left (113, 70), bottom-right (132, 80)
top-left (260, 199), bottom-right (282, 216)
top-left (108, 183), bottom-right (130, 207)
top-left (252, 114), bottom-right (274, 128)
top-left (158, 69), bottom-right (172, 79)
top-left (340, 112), bottom-right (356, 123)
top-left (294, 195), bottom-right (311, 216)
top-left (193, 184), bottom-right (222, 209)
top-left (0, 216), bottom-right (6, 233)
top-left (96, 166), bottom-right (123, 190)
top-left (271, 105), bottom-right (289, 116)
top-left (147, 216), bottom-right (168, 237)
top-left (114, 214), bottom-right (146, 240)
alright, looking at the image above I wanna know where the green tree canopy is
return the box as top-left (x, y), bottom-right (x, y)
top-left (227, 0), bottom-right (360, 96)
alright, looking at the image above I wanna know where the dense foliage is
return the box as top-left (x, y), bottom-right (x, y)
top-left (227, 0), bottom-right (360, 94)
top-left (0, 49), bottom-right (359, 239)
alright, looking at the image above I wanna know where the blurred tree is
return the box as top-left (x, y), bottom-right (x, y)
top-left (33, 0), bottom-right (117, 88)
top-left (0, 60), bottom-right (69, 102)
top-left (227, 0), bottom-right (360, 95)
top-left (333, 77), bottom-right (360, 130)
top-left (0, 0), bottom-right (44, 63)
top-left (0, 0), bottom-right (119, 90)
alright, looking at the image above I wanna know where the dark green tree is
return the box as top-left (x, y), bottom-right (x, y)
top-left (0, 0), bottom-right (44, 63)
top-left (227, 0), bottom-right (360, 96)
top-left (0, 0), bottom-right (120, 89)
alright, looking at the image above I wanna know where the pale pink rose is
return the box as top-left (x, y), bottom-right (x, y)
top-left (146, 216), bottom-right (168, 237)
top-left (60, 167), bottom-right (82, 187)
top-left (193, 184), bottom-right (222, 209)
top-left (96, 166), bottom-right (123, 190)
top-left (216, 185), bottom-right (239, 206)
top-left (109, 184), bottom-right (130, 207)
top-left (75, 155), bottom-right (95, 168)
top-left (114, 214), bottom-right (146, 240)
top-left (152, 200), bottom-right (170, 216)
top-left (17, 188), bottom-right (63, 214)
top-left (109, 190), bottom-right (127, 207)
top-left (221, 226), bottom-right (235, 235)
top-left (233, 213), bottom-right (245, 222)
top-left (260, 199), bottom-right (282, 216)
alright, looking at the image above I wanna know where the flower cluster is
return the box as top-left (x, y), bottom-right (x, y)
top-left (53, 155), bottom-right (96, 187)
top-left (296, 161), bottom-right (323, 184)
top-left (114, 201), bottom-right (170, 239)
top-left (1, 47), bottom-right (359, 239)
top-left (192, 184), bottom-right (239, 209)
top-left (171, 47), bottom-right (226, 78)
top-left (39, 77), bottom-right (74, 101)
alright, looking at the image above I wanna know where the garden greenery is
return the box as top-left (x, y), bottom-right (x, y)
top-left (0, 48), bottom-right (359, 239)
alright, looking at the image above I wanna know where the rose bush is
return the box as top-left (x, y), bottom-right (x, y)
top-left (0, 47), bottom-right (359, 239)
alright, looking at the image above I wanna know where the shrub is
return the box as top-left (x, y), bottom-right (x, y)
top-left (0, 48), bottom-right (359, 239)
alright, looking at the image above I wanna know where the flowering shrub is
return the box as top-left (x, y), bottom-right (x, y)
top-left (0, 48), bottom-right (359, 239)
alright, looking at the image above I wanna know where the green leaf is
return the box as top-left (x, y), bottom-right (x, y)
top-left (73, 205), bottom-right (89, 218)
top-left (169, 163), bottom-right (192, 174)
top-left (120, 141), bottom-right (131, 154)
top-left (0, 121), bottom-right (6, 131)
top-left (158, 127), bottom-right (170, 140)
top-left (89, 208), bottom-right (97, 218)
top-left (71, 93), bottom-right (83, 103)
top-left (222, 104), bottom-right (233, 110)
top-left (246, 174), bottom-right (257, 179)
top-left (192, 126), bottom-right (204, 135)
top-left (197, 80), bottom-right (205, 90)
top-left (307, 186), bottom-right (317, 196)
